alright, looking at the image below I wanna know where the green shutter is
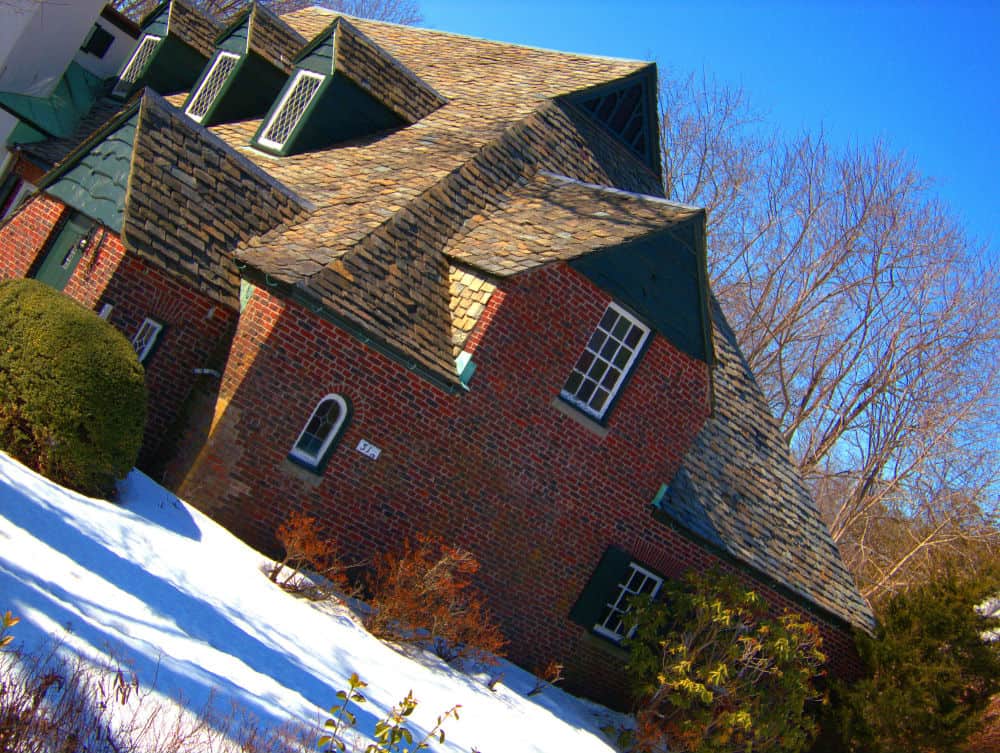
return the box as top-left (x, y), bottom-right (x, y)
top-left (568, 545), bottom-right (633, 629)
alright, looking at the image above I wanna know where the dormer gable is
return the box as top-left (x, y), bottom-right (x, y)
top-left (111, 0), bottom-right (220, 100)
top-left (251, 17), bottom-right (446, 156)
top-left (183, 3), bottom-right (306, 126)
top-left (565, 67), bottom-right (661, 176)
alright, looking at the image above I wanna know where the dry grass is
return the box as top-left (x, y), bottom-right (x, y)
top-left (0, 633), bottom-right (314, 753)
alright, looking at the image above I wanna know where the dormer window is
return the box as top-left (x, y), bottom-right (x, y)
top-left (111, 1), bottom-right (221, 100)
top-left (113, 34), bottom-right (162, 97)
top-left (185, 51), bottom-right (240, 123)
top-left (180, 4), bottom-right (305, 128)
top-left (561, 302), bottom-right (649, 420)
top-left (250, 17), bottom-right (443, 156)
top-left (257, 70), bottom-right (325, 151)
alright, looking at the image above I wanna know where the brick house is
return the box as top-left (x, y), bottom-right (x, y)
top-left (0, 2), bottom-right (875, 704)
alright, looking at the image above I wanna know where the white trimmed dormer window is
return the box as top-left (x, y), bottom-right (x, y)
top-left (185, 52), bottom-right (241, 123)
top-left (131, 317), bottom-right (163, 363)
top-left (258, 70), bottom-right (325, 151)
top-left (113, 34), bottom-right (162, 97)
top-left (593, 561), bottom-right (663, 642)
top-left (561, 302), bottom-right (650, 420)
top-left (289, 393), bottom-right (349, 470)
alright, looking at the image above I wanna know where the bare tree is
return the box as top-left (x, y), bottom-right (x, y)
top-left (112, 0), bottom-right (421, 25)
top-left (661, 72), bottom-right (1000, 606)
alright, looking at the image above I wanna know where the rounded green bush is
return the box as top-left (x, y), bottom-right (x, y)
top-left (0, 279), bottom-right (146, 498)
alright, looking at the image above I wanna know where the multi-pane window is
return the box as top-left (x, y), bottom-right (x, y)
top-left (561, 302), bottom-right (649, 419)
top-left (593, 562), bottom-right (663, 641)
top-left (289, 394), bottom-right (349, 469)
top-left (131, 317), bottom-right (163, 363)
top-left (185, 52), bottom-right (241, 122)
top-left (113, 34), bottom-right (162, 97)
top-left (258, 70), bottom-right (325, 150)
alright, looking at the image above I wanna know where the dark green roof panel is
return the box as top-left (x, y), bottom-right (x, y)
top-left (298, 33), bottom-right (335, 75)
top-left (570, 223), bottom-right (710, 362)
top-left (219, 16), bottom-right (249, 54)
top-left (45, 112), bottom-right (138, 232)
top-left (0, 62), bottom-right (104, 139)
top-left (141, 3), bottom-right (170, 36)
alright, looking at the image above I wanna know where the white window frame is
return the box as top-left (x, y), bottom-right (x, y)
top-left (131, 317), bottom-right (163, 363)
top-left (593, 561), bottom-right (663, 642)
top-left (185, 51), bottom-right (241, 123)
top-left (561, 301), bottom-right (650, 420)
top-left (113, 34), bottom-right (162, 97)
top-left (289, 393), bottom-right (349, 468)
top-left (257, 70), bottom-right (326, 151)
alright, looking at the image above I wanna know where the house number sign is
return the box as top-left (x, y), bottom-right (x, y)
top-left (356, 439), bottom-right (381, 460)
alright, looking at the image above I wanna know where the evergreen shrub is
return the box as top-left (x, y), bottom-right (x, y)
top-left (0, 279), bottom-right (146, 498)
top-left (624, 569), bottom-right (826, 753)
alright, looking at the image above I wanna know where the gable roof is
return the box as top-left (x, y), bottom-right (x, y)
top-left (18, 5), bottom-right (872, 633)
top-left (221, 3), bottom-right (305, 72)
top-left (657, 298), bottom-right (877, 631)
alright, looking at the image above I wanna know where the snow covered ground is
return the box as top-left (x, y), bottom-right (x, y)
top-left (0, 452), bottom-right (625, 752)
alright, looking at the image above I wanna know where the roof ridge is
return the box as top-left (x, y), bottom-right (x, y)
top-left (536, 171), bottom-right (702, 211)
top-left (283, 7), bottom-right (651, 66)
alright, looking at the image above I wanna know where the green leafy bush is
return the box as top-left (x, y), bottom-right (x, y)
top-left (319, 672), bottom-right (459, 753)
top-left (825, 569), bottom-right (1000, 753)
top-left (624, 569), bottom-right (826, 753)
top-left (0, 279), bottom-right (146, 498)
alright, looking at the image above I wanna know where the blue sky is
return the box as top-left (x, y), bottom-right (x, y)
top-left (421, 1), bottom-right (999, 256)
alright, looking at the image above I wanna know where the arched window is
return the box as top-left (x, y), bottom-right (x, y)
top-left (288, 394), bottom-right (349, 469)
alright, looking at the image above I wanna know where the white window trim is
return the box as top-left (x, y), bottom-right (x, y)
top-left (257, 69), bottom-right (326, 151)
top-left (113, 34), bottom-right (162, 97)
top-left (561, 301), bottom-right (650, 420)
top-left (131, 317), bottom-right (163, 363)
top-left (593, 561), bottom-right (663, 642)
top-left (185, 51), bottom-right (241, 123)
top-left (289, 393), bottom-right (348, 468)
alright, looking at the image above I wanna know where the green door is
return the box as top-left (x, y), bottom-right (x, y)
top-left (34, 213), bottom-right (93, 290)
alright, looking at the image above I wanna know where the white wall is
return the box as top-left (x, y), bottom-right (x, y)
top-left (0, 0), bottom-right (107, 97)
top-left (74, 12), bottom-right (139, 80)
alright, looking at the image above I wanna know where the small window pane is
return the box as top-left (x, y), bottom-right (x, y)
top-left (612, 316), bottom-right (631, 340)
top-left (625, 325), bottom-right (644, 349)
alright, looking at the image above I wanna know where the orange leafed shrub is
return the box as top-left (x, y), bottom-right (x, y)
top-left (267, 512), bottom-right (352, 599)
top-left (364, 535), bottom-right (507, 665)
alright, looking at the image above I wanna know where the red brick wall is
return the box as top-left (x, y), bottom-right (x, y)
top-left (0, 196), bottom-right (237, 471)
top-left (179, 262), bottom-right (861, 700)
top-left (0, 194), bottom-right (64, 279)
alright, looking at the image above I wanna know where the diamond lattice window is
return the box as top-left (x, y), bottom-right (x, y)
top-left (113, 34), bottom-right (162, 97)
top-left (561, 302), bottom-right (650, 419)
top-left (258, 70), bottom-right (325, 150)
top-left (185, 52), bottom-right (241, 122)
top-left (131, 317), bottom-right (163, 363)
